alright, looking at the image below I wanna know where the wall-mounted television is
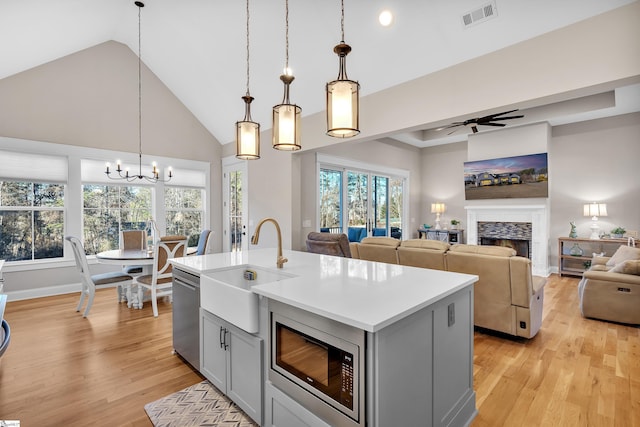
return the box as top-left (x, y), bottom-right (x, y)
top-left (464, 152), bottom-right (548, 200)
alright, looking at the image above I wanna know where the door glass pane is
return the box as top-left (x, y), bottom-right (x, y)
top-left (347, 172), bottom-right (367, 241)
top-left (229, 170), bottom-right (243, 252)
top-left (389, 178), bottom-right (403, 239)
top-left (372, 175), bottom-right (389, 237)
top-left (319, 169), bottom-right (342, 232)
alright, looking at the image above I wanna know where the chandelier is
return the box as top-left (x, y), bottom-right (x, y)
top-left (105, 1), bottom-right (172, 182)
top-left (272, 0), bottom-right (301, 151)
top-left (236, 0), bottom-right (261, 160)
top-left (326, 0), bottom-right (360, 138)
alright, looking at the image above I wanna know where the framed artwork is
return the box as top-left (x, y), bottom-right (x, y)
top-left (464, 153), bottom-right (548, 200)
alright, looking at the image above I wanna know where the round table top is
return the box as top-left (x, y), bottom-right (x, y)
top-left (95, 249), bottom-right (154, 265)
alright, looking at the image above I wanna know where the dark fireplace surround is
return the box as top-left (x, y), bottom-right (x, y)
top-left (477, 221), bottom-right (532, 259)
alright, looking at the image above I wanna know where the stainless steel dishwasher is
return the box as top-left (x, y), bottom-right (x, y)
top-left (172, 268), bottom-right (200, 370)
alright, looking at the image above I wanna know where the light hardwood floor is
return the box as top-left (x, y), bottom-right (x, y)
top-left (1, 274), bottom-right (638, 426)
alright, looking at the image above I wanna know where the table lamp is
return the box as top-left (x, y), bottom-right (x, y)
top-left (583, 202), bottom-right (607, 239)
top-left (431, 203), bottom-right (446, 230)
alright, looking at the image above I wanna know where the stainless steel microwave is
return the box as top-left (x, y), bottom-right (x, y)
top-left (269, 300), bottom-right (366, 427)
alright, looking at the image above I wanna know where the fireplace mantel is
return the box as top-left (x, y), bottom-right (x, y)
top-left (465, 204), bottom-right (549, 276)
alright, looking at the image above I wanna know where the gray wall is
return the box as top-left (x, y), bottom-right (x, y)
top-left (0, 41), bottom-right (222, 297)
top-left (419, 112), bottom-right (640, 270)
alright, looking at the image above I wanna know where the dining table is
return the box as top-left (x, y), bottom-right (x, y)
top-left (95, 247), bottom-right (196, 308)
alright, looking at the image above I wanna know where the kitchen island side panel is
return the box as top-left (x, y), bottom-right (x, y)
top-left (368, 286), bottom-right (476, 427)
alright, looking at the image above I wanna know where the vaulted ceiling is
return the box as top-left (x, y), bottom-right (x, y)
top-left (1, 0), bottom-right (638, 147)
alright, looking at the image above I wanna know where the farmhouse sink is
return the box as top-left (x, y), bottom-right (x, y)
top-left (200, 265), bottom-right (296, 333)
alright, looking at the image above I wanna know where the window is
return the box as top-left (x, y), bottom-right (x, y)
top-left (82, 184), bottom-right (152, 255)
top-left (318, 155), bottom-right (408, 242)
top-left (165, 187), bottom-right (203, 247)
top-left (0, 149), bottom-right (67, 262)
top-left (0, 181), bottom-right (65, 261)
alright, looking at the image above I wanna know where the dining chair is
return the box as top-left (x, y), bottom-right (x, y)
top-left (306, 232), bottom-right (352, 258)
top-left (119, 230), bottom-right (147, 276)
top-left (133, 235), bottom-right (187, 317)
top-left (65, 236), bottom-right (133, 317)
top-left (190, 229), bottom-right (212, 256)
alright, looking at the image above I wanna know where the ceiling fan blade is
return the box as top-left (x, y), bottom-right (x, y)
top-left (480, 109), bottom-right (520, 120)
top-left (481, 122), bottom-right (507, 127)
top-left (484, 115), bottom-right (524, 122)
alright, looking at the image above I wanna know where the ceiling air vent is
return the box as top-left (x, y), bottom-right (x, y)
top-left (462, 1), bottom-right (497, 28)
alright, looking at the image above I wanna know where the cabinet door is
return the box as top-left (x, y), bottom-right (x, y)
top-left (227, 323), bottom-right (263, 424)
top-left (200, 309), bottom-right (227, 392)
top-left (432, 289), bottom-right (474, 426)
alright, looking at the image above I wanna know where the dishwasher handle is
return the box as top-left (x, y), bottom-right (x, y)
top-left (174, 276), bottom-right (198, 291)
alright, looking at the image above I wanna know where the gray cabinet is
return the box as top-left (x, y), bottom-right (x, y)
top-left (369, 287), bottom-right (476, 427)
top-left (200, 308), bottom-right (263, 425)
top-left (267, 286), bottom-right (476, 427)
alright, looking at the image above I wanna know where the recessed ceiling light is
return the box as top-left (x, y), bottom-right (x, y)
top-left (379, 9), bottom-right (393, 27)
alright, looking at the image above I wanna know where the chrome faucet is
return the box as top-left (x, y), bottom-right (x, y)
top-left (251, 217), bottom-right (288, 269)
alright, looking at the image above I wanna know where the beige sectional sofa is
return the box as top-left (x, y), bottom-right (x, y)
top-left (350, 238), bottom-right (547, 338)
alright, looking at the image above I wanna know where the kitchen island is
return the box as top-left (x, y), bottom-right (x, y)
top-left (172, 248), bottom-right (478, 427)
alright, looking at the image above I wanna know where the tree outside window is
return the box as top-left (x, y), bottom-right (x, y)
top-left (82, 184), bottom-right (151, 255)
top-left (165, 187), bottom-right (203, 247)
top-left (0, 181), bottom-right (64, 261)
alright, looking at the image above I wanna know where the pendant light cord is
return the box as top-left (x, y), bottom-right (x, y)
top-left (285, 0), bottom-right (289, 70)
top-left (340, 0), bottom-right (345, 42)
top-left (245, 0), bottom-right (250, 96)
top-left (138, 3), bottom-right (143, 174)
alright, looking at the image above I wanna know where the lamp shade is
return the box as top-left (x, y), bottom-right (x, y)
top-left (236, 120), bottom-right (260, 160)
top-left (326, 79), bottom-right (360, 138)
top-left (431, 203), bottom-right (446, 214)
top-left (583, 202), bottom-right (607, 218)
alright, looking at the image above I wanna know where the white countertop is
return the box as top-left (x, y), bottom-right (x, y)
top-left (172, 249), bottom-right (478, 333)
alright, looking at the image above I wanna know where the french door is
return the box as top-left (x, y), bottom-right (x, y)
top-left (319, 160), bottom-right (406, 241)
top-left (222, 158), bottom-right (248, 252)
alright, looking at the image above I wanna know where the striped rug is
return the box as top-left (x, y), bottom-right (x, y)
top-left (144, 380), bottom-right (258, 427)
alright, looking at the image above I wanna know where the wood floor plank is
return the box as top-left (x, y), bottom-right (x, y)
top-left (0, 274), bottom-right (638, 426)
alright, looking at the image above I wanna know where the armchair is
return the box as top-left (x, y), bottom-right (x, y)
top-left (579, 252), bottom-right (640, 325)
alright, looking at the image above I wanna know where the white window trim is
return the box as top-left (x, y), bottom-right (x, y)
top-left (0, 136), bottom-right (210, 271)
top-left (315, 153), bottom-right (410, 239)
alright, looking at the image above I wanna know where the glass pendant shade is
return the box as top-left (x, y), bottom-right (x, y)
top-left (236, 95), bottom-right (260, 160)
top-left (326, 43), bottom-right (360, 138)
top-left (273, 74), bottom-right (301, 151)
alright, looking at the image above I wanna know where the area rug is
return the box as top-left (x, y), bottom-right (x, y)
top-left (144, 380), bottom-right (258, 427)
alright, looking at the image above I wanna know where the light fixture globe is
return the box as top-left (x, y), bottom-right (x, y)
top-left (236, 95), bottom-right (260, 160)
top-left (326, 15), bottom-right (360, 138)
top-left (273, 74), bottom-right (301, 151)
top-left (235, 0), bottom-right (261, 160)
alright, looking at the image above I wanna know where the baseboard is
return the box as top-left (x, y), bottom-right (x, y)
top-left (5, 283), bottom-right (81, 302)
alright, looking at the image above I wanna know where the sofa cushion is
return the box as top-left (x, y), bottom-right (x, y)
top-left (400, 239), bottom-right (450, 251)
top-left (360, 237), bottom-right (400, 247)
top-left (449, 244), bottom-right (516, 257)
top-left (606, 245), bottom-right (640, 267)
top-left (610, 259), bottom-right (640, 275)
top-left (397, 239), bottom-right (448, 270)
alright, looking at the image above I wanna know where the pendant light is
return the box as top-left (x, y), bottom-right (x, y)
top-left (105, 1), bottom-right (173, 182)
top-left (236, 0), bottom-right (261, 160)
top-left (272, 0), bottom-right (301, 151)
top-left (326, 0), bottom-right (360, 138)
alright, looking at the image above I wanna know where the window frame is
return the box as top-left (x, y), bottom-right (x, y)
top-left (0, 136), bottom-right (210, 271)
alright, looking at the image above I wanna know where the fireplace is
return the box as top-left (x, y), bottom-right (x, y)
top-left (480, 238), bottom-right (530, 258)
top-left (465, 204), bottom-right (549, 276)
top-left (478, 221), bottom-right (532, 259)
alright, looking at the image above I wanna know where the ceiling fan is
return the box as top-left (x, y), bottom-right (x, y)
top-left (439, 109), bottom-right (524, 134)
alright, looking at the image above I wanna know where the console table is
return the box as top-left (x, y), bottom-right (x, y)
top-left (558, 237), bottom-right (634, 277)
top-left (418, 229), bottom-right (464, 244)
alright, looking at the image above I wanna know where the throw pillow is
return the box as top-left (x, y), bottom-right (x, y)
top-left (605, 245), bottom-right (640, 267)
top-left (610, 259), bottom-right (640, 275)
